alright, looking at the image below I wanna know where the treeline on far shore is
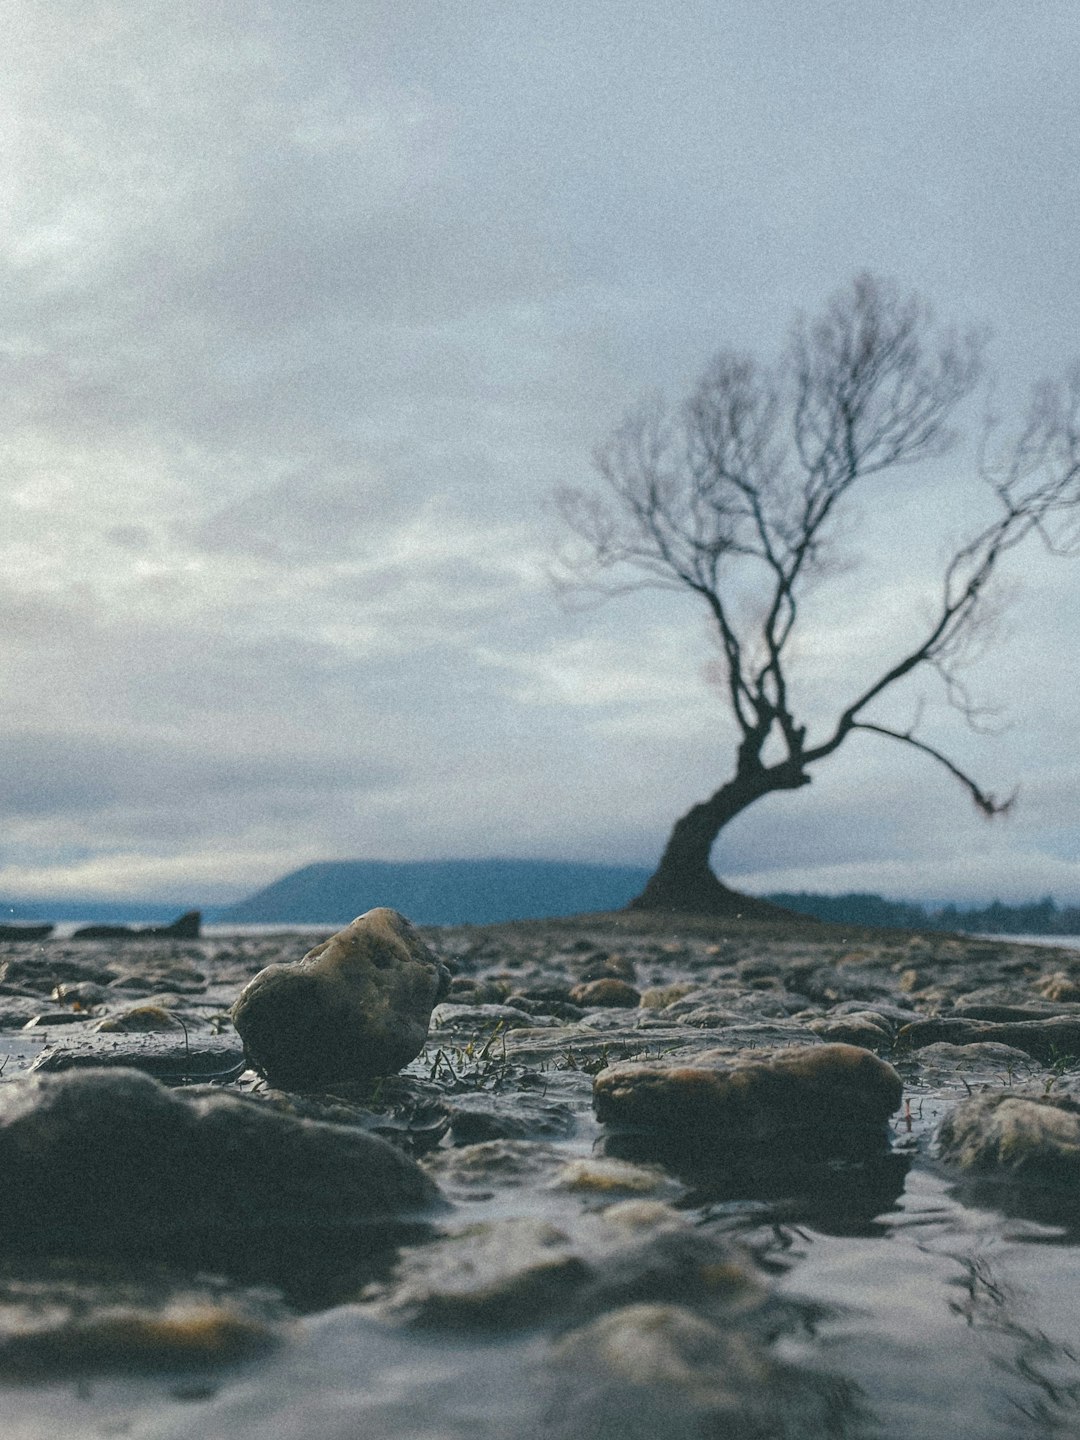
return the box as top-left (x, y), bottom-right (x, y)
top-left (766, 892), bottom-right (1080, 936)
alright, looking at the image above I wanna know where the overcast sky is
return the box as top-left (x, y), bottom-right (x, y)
top-left (3, 1), bottom-right (1080, 908)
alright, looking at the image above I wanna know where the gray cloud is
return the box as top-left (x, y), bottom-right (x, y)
top-left (1, 1), bottom-right (1079, 903)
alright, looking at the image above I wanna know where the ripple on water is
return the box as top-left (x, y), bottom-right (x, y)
top-left (772, 1164), bottom-right (1080, 1439)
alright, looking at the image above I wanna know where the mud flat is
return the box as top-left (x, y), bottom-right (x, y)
top-left (3, 910), bottom-right (1080, 1438)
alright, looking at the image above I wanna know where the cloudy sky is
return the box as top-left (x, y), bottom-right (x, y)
top-left (3, 0), bottom-right (1080, 908)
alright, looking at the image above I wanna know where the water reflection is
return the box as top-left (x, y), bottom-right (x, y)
top-left (600, 1127), bottom-right (913, 1237)
top-left (942, 1245), bottom-right (1080, 1430)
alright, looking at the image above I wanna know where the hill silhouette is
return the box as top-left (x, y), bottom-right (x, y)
top-left (214, 859), bottom-right (654, 926)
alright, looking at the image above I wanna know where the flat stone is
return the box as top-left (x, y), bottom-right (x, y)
top-left (29, 1031), bottom-right (246, 1084)
top-left (231, 909), bottom-right (451, 1089)
top-left (806, 1013), bottom-right (894, 1051)
top-left (91, 1004), bottom-right (186, 1033)
top-left (593, 1043), bottom-right (902, 1159)
top-left (900, 1015), bottom-right (1080, 1064)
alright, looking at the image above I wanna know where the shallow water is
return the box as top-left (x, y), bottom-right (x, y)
top-left (6, 919), bottom-right (1080, 1437)
top-left (6, 1135), bottom-right (1080, 1438)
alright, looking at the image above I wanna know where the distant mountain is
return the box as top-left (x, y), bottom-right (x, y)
top-left (214, 859), bottom-right (654, 926)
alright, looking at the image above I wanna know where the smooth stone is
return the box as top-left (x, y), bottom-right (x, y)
top-left (0, 1301), bottom-right (283, 1376)
top-left (445, 1092), bottom-right (577, 1144)
top-left (806, 1013), bottom-right (894, 1051)
top-left (363, 1217), bottom-right (587, 1328)
top-left (569, 978), bottom-right (641, 1008)
top-left (0, 1067), bottom-right (442, 1278)
top-left (550, 1302), bottom-right (767, 1392)
top-left (91, 1004), bottom-right (186, 1033)
top-left (429, 1001), bottom-right (540, 1032)
top-left (231, 908), bottom-right (451, 1089)
top-left (423, 1139), bottom-right (568, 1196)
top-left (593, 1043), bottom-right (903, 1157)
top-left (546, 1297), bottom-right (854, 1438)
top-left (366, 1203), bottom-right (763, 1332)
top-left (937, 1088), bottom-right (1080, 1184)
top-left (549, 1157), bottom-right (685, 1203)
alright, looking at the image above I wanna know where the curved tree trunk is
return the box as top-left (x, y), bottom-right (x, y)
top-left (629, 759), bottom-right (811, 915)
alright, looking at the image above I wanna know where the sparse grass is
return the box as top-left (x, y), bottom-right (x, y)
top-left (1042, 1043), bottom-right (1080, 1094)
top-left (422, 1023), bottom-right (524, 1091)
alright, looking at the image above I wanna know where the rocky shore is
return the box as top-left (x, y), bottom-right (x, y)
top-left (3, 908), bottom-right (1080, 1437)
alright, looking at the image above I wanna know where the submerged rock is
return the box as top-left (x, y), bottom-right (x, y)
top-left (593, 1042), bottom-right (902, 1162)
top-left (0, 1067), bottom-right (442, 1279)
top-left (231, 908), bottom-right (451, 1089)
top-left (365, 1202), bottom-right (765, 1332)
top-left (0, 1267), bottom-right (291, 1379)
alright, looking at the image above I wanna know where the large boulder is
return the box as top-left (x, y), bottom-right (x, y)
top-left (231, 908), bottom-right (451, 1089)
top-left (0, 1067), bottom-right (442, 1282)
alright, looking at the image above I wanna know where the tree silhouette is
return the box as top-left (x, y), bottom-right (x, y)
top-left (555, 275), bottom-right (1080, 914)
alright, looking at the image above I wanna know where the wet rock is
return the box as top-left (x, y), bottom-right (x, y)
top-left (72, 910), bottom-right (202, 941)
top-left (900, 1015), bottom-right (1080, 1064)
top-left (363, 1217), bottom-right (587, 1327)
top-left (950, 1002), bottom-right (1080, 1022)
top-left (231, 908), bottom-right (451, 1089)
top-left (0, 1067), bottom-right (442, 1278)
top-left (22, 1012), bottom-right (89, 1028)
top-left (551, 1301), bottom-right (766, 1393)
top-left (638, 982), bottom-right (698, 1010)
top-left (446, 1091), bottom-right (577, 1145)
top-left (0, 1299), bottom-right (283, 1377)
top-left (569, 978), bottom-right (641, 1008)
top-left (543, 1299), bottom-right (856, 1440)
top-left (549, 1157), bottom-right (685, 1203)
top-left (429, 1001), bottom-right (539, 1032)
top-left (92, 1004), bottom-right (186, 1033)
top-left (1034, 971), bottom-right (1080, 1002)
top-left (506, 989), bottom-right (585, 1021)
top-left (423, 1139), bottom-right (568, 1197)
top-left (806, 1011), bottom-right (894, 1051)
top-left (0, 954), bottom-right (116, 995)
top-left (576, 952), bottom-right (637, 983)
top-left (29, 1030), bottom-right (246, 1084)
top-left (366, 1203), bottom-right (764, 1333)
top-left (909, 1041), bottom-right (1037, 1087)
top-left (593, 1043), bottom-right (902, 1162)
top-left (0, 997), bottom-right (53, 1027)
top-left (937, 1088), bottom-right (1080, 1184)
top-left (238, 1080), bottom-right (452, 1155)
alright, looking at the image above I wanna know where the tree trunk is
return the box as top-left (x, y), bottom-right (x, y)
top-left (629, 760), bottom-right (811, 916)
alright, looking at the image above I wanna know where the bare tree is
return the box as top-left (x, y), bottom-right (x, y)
top-left (555, 274), bottom-right (1080, 914)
